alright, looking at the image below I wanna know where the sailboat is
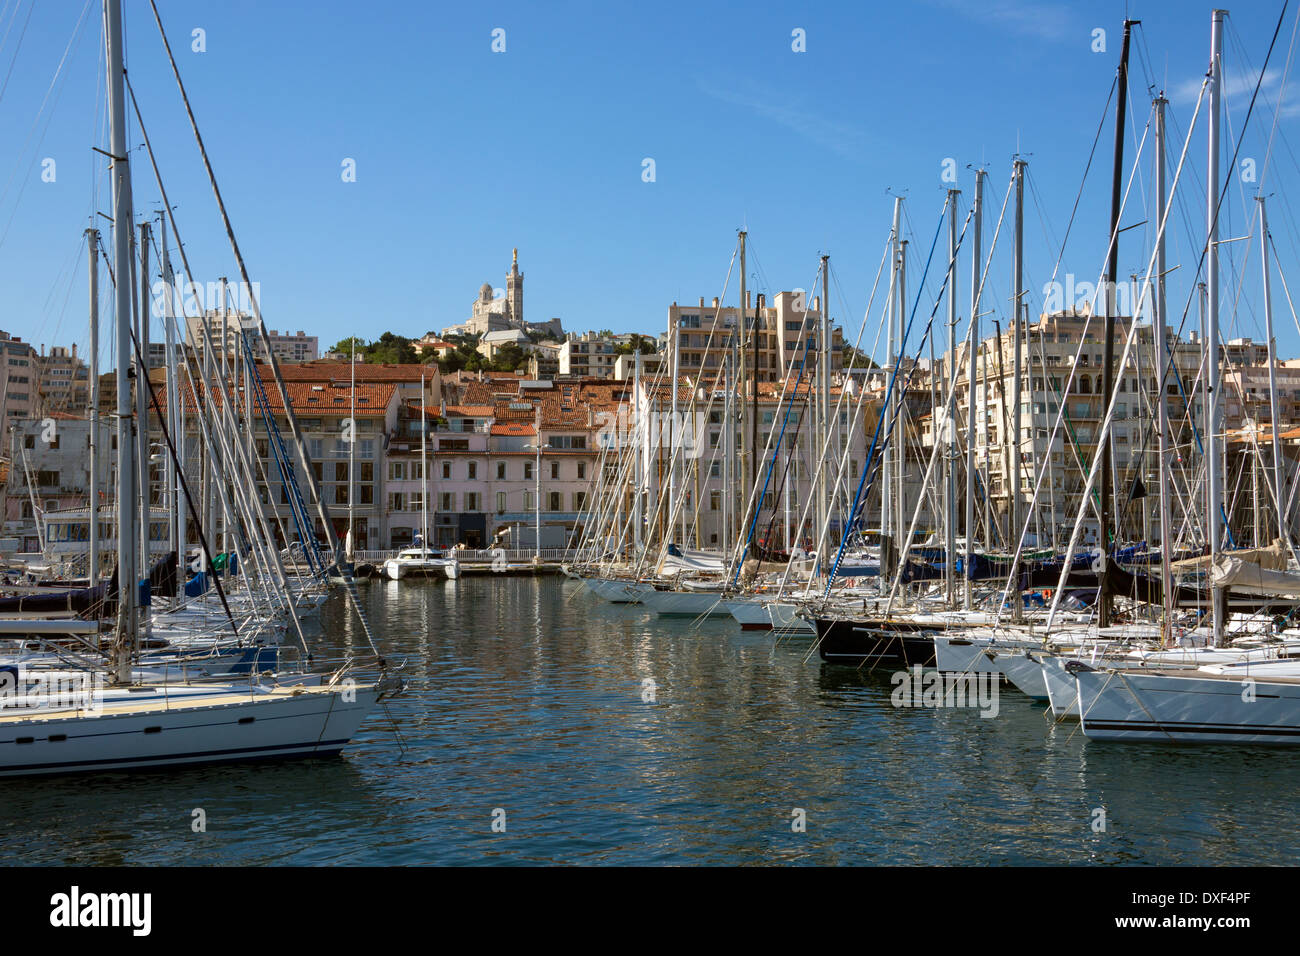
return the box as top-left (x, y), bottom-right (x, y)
top-left (383, 374), bottom-right (459, 580)
top-left (0, 0), bottom-right (399, 777)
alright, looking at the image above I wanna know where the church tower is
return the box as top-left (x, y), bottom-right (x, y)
top-left (506, 248), bottom-right (524, 328)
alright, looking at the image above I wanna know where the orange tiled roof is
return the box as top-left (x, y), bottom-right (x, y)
top-left (490, 422), bottom-right (536, 436)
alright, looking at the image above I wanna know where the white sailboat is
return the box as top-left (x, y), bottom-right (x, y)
top-left (0, 0), bottom-right (398, 777)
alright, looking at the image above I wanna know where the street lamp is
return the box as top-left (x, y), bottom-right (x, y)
top-left (524, 442), bottom-right (551, 564)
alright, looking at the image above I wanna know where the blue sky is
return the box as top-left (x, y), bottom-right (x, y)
top-left (2, 0), bottom-right (1300, 364)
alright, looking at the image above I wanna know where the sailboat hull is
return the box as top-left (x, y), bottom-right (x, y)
top-left (0, 683), bottom-right (379, 778)
top-left (813, 617), bottom-right (937, 667)
top-left (1076, 667), bottom-right (1300, 744)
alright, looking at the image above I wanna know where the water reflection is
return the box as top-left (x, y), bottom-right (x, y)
top-left (1, 576), bottom-right (1297, 864)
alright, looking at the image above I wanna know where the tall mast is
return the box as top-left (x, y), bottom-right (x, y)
top-left (86, 227), bottom-right (100, 584)
top-left (634, 350), bottom-right (643, 554)
top-left (737, 229), bottom-right (747, 553)
top-left (105, 0), bottom-right (138, 683)
top-left (1154, 94), bottom-right (1174, 641)
top-left (668, 311), bottom-right (678, 545)
top-left (820, 256), bottom-right (832, 556)
top-left (1207, 9), bottom-right (1225, 645)
top-left (1099, 18), bottom-right (1136, 629)
top-left (137, 221), bottom-right (151, 602)
top-left (883, 201), bottom-right (901, 577)
top-left (897, 237), bottom-right (908, 553)
top-left (348, 337), bottom-right (356, 560)
top-left (945, 189), bottom-right (960, 605)
top-left (216, 274), bottom-right (228, 554)
top-left (1011, 158), bottom-right (1026, 554)
top-left (160, 223), bottom-right (186, 574)
top-left (965, 170), bottom-right (983, 609)
top-left (1258, 196), bottom-right (1289, 550)
top-left (421, 370), bottom-right (428, 550)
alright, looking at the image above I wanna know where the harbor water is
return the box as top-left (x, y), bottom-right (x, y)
top-left (4, 576), bottom-right (1298, 865)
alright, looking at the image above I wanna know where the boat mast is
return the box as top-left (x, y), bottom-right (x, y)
top-left (945, 189), bottom-right (959, 606)
top-left (884, 196), bottom-right (901, 583)
top-left (1155, 94), bottom-right (1175, 640)
top-left (137, 221), bottom-right (151, 602)
top-left (1207, 9), bottom-right (1225, 644)
top-left (105, 0), bottom-right (138, 683)
top-left (86, 227), bottom-right (100, 584)
top-left (160, 223), bottom-right (186, 575)
top-left (820, 256), bottom-right (832, 558)
top-left (668, 311), bottom-right (678, 546)
top-left (421, 370), bottom-right (428, 550)
top-left (737, 230), bottom-right (747, 557)
top-left (348, 338), bottom-right (356, 560)
top-left (1011, 158), bottom-right (1026, 555)
top-left (1258, 196), bottom-right (1290, 552)
top-left (1099, 18), bottom-right (1137, 629)
top-left (965, 171), bottom-right (983, 609)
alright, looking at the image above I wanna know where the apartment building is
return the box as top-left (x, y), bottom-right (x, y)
top-left (667, 291), bottom-right (844, 386)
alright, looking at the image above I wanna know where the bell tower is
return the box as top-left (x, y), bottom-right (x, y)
top-left (506, 248), bottom-right (524, 328)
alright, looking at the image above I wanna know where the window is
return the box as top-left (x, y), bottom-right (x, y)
top-left (464, 492), bottom-right (481, 511)
top-left (358, 484), bottom-right (373, 504)
top-left (410, 492), bottom-right (423, 512)
top-left (497, 462), bottom-right (507, 479)
top-left (711, 462), bottom-right (720, 477)
top-left (37, 470), bottom-right (58, 487)
top-left (524, 461), bottom-right (534, 480)
top-left (360, 462), bottom-right (373, 482)
top-left (548, 492), bottom-right (562, 511)
top-left (525, 491), bottom-right (534, 510)
top-left (387, 493), bottom-right (404, 512)
top-left (467, 461), bottom-right (478, 480)
top-left (577, 463), bottom-right (586, 480)
top-left (550, 461), bottom-right (559, 480)
top-left (442, 461), bottom-right (451, 479)
top-left (573, 491), bottom-right (586, 510)
top-left (497, 491), bottom-right (507, 512)
top-left (335, 462), bottom-right (348, 482)
top-left (440, 493), bottom-right (453, 511)
top-left (550, 435), bottom-right (586, 450)
top-left (710, 490), bottom-right (721, 511)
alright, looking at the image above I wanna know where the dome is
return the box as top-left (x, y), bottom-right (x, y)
top-left (479, 282), bottom-right (493, 300)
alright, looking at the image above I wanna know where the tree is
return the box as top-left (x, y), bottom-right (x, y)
top-left (367, 331), bottom-right (418, 364)
top-left (615, 333), bottom-right (657, 356)
top-left (330, 336), bottom-right (368, 357)
top-left (490, 342), bottom-right (527, 372)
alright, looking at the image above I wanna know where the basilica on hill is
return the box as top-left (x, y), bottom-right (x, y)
top-left (442, 249), bottom-right (562, 340)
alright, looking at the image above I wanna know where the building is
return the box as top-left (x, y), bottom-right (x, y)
top-left (184, 310), bottom-right (317, 364)
top-left (559, 331), bottom-right (619, 379)
top-left (35, 345), bottom-right (89, 414)
top-left (667, 292), bottom-right (844, 386)
top-left (0, 331), bottom-right (40, 442)
top-left (3, 415), bottom-right (112, 551)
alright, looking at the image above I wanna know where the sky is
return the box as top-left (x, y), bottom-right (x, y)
top-left (2, 0), bottom-right (1300, 365)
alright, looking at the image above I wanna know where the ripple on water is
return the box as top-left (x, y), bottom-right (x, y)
top-left (3, 577), bottom-right (1299, 864)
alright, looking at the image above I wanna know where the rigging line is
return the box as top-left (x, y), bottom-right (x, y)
top-left (1041, 75), bottom-right (1118, 301)
top-left (0, 0), bottom-right (32, 107)
top-left (121, 81), bottom-right (318, 654)
top-left (826, 198), bottom-right (950, 596)
top-left (0, 0), bottom-right (93, 253)
top-left (96, 239), bottom-right (241, 636)
top-left (1228, 10), bottom-right (1300, 192)
top-left (144, 0), bottom-right (384, 664)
